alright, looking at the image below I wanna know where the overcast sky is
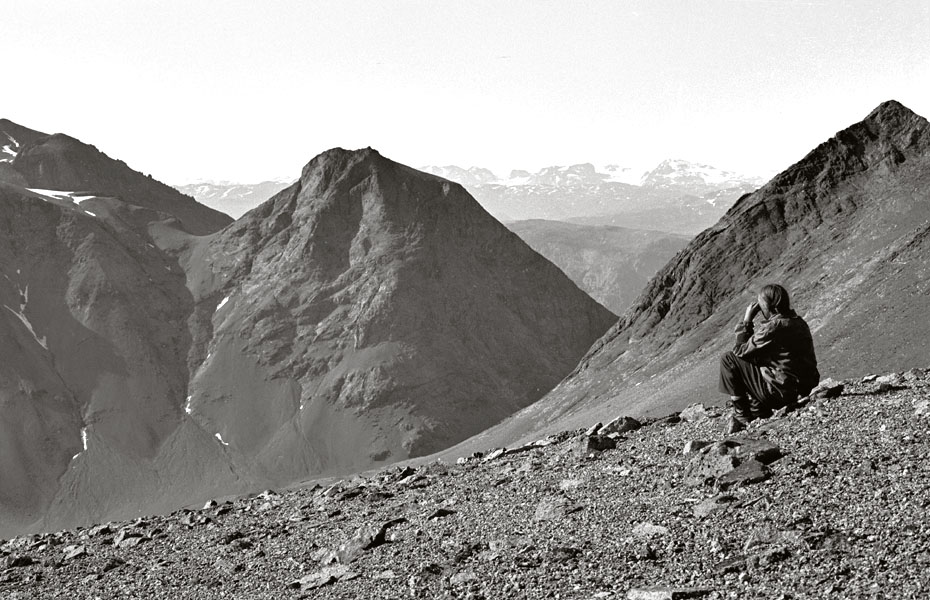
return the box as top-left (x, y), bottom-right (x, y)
top-left (7, 0), bottom-right (929, 183)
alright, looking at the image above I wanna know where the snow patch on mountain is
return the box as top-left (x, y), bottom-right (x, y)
top-left (0, 132), bottom-right (19, 162)
top-left (3, 283), bottom-right (47, 350)
top-left (26, 188), bottom-right (96, 204)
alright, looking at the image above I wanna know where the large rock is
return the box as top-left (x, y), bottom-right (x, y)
top-left (684, 439), bottom-right (781, 488)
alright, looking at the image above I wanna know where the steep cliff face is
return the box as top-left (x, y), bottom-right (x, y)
top-left (0, 183), bottom-right (238, 536)
top-left (178, 148), bottom-right (616, 480)
top-left (448, 100), bottom-right (930, 451)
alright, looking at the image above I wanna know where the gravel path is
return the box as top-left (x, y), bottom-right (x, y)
top-left (2, 369), bottom-right (928, 599)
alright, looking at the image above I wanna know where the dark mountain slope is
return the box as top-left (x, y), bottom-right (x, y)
top-left (0, 146), bottom-right (615, 536)
top-left (507, 219), bottom-right (690, 314)
top-left (177, 148), bottom-right (617, 481)
top-left (0, 121), bottom-right (232, 235)
top-left (444, 100), bottom-right (930, 451)
top-left (0, 183), bottom-right (240, 536)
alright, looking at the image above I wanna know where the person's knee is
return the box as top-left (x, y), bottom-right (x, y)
top-left (720, 351), bottom-right (737, 369)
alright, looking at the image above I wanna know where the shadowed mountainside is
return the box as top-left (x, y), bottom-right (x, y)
top-left (0, 130), bottom-right (615, 537)
top-left (444, 100), bottom-right (930, 453)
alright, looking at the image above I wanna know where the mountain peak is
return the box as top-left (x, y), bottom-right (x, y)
top-left (865, 99), bottom-right (914, 122)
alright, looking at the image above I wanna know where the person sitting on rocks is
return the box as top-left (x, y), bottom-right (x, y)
top-left (720, 283), bottom-right (819, 434)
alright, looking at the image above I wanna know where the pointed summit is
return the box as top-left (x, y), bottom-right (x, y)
top-left (180, 146), bottom-right (616, 479)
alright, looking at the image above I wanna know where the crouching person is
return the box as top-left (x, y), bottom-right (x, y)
top-left (720, 283), bottom-right (819, 434)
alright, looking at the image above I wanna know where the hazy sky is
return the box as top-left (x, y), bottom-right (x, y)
top-left (7, 0), bottom-right (929, 183)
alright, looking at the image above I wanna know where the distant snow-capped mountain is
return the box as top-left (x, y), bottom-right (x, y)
top-left (640, 158), bottom-right (765, 194)
top-left (175, 159), bottom-right (764, 233)
top-left (173, 179), bottom-right (294, 218)
top-left (419, 159), bottom-right (765, 234)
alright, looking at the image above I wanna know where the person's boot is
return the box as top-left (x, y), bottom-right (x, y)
top-left (725, 395), bottom-right (752, 434)
top-left (749, 394), bottom-right (773, 420)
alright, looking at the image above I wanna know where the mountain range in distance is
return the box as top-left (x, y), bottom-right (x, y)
top-left (176, 160), bottom-right (765, 236)
top-left (175, 160), bottom-right (761, 315)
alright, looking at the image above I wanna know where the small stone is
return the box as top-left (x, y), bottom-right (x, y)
top-left (290, 564), bottom-right (350, 590)
top-left (88, 524), bottom-right (112, 537)
top-left (876, 373), bottom-right (904, 385)
top-left (373, 569), bottom-right (397, 579)
top-left (394, 466), bottom-right (416, 480)
top-left (534, 496), bottom-right (577, 521)
top-left (4, 554), bottom-right (35, 568)
top-left (61, 545), bottom-right (86, 561)
top-left (574, 434), bottom-right (617, 458)
top-left (626, 587), bottom-right (713, 599)
top-left (601, 416), bottom-right (642, 435)
top-left (585, 422), bottom-right (603, 436)
top-left (482, 448), bottom-right (506, 462)
top-left (559, 478), bottom-right (583, 491)
top-left (717, 459), bottom-right (769, 489)
top-left (903, 367), bottom-right (926, 381)
top-left (913, 399), bottom-right (930, 417)
top-left (732, 438), bottom-right (782, 465)
top-left (811, 378), bottom-right (844, 398)
top-left (101, 558), bottom-right (125, 572)
top-left (692, 494), bottom-right (738, 518)
top-left (683, 440), bottom-right (712, 455)
top-left (654, 414), bottom-right (681, 427)
top-left (632, 522), bottom-right (669, 538)
top-left (679, 404), bottom-right (714, 422)
top-left (450, 570), bottom-right (478, 586)
top-left (426, 508), bottom-right (456, 520)
top-left (632, 541), bottom-right (657, 561)
top-left (683, 449), bottom-right (739, 487)
top-left (214, 558), bottom-right (242, 576)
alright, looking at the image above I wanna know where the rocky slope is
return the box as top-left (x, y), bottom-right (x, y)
top-left (2, 369), bottom-right (927, 599)
top-left (448, 100), bottom-right (930, 452)
top-left (173, 148), bottom-right (615, 475)
top-left (507, 220), bottom-right (689, 314)
top-left (0, 131), bottom-right (615, 537)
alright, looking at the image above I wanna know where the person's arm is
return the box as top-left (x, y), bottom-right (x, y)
top-left (734, 307), bottom-right (779, 359)
top-left (733, 302), bottom-right (760, 347)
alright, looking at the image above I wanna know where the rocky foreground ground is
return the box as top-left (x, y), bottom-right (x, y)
top-left (2, 369), bottom-right (929, 600)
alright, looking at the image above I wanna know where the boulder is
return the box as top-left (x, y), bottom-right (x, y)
top-left (811, 378), bottom-right (845, 398)
top-left (717, 459), bottom-right (769, 489)
top-left (679, 404), bottom-right (716, 422)
top-left (601, 416), bottom-right (642, 435)
top-left (574, 434), bottom-right (617, 459)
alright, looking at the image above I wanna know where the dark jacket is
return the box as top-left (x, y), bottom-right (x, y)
top-left (733, 309), bottom-right (820, 397)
